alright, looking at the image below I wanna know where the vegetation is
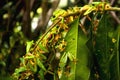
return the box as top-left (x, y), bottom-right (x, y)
top-left (0, 0), bottom-right (120, 80)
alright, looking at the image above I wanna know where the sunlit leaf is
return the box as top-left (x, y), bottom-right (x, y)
top-left (24, 53), bottom-right (35, 59)
top-left (67, 52), bottom-right (75, 61)
top-left (60, 17), bottom-right (90, 80)
top-left (59, 52), bottom-right (68, 68)
top-left (14, 66), bottom-right (26, 74)
top-left (84, 6), bottom-right (95, 15)
top-left (26, 40), bottom-right (34, 53)
top-left (38, 43), bottom-right (49, 53)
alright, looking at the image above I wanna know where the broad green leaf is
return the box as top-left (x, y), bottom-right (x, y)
top-left (60, 17), bottom-right (90, 80)
top-left (109, 27), bottom-right (120, 80)
top-left (75, 23), bottom-right (90, 80)
top-left (93, 14), bottom-right (120, 80)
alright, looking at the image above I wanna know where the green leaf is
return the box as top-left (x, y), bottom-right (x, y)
top-left (59, 52), bottom-right (68, 68)
top-left (60, 17), bottom-right (90, 80)
top-left (3, 2), bottom-right (13, 9)
top-left (93, 14), bottom-right (120, 80)
top-left (67, 52), bottom-right (75, 61)
top-left (84, 6), bottom-right (95, 15)
top-left (14, 66), bottom-right (26, 75)
top-left (9, 36), bottom-right (15, 47)
top-left (20, 57), bottom-right (25, 65)
top-left (26, 40), bottom-right (34, 53)
top-left (36, 58), bottom-right (46, 71)
top-left (108, 27), bottom-right (120, 80)
top-left (75, 22), bottom-right (90, 80)
top-left (24, 55), bottom-right (35, 59)
top-left (12, 66), bottom-right (27, 79)
top-left (51, 9), bottom-right (66, 21)
top-left (39, 54), bottom-right (47, 60)
top-left (39, 43), bottom-right (49, 53)
top-left (27, 61), bottom-right (37, 72)
top-left (38, 70), bottom-right (45, 80)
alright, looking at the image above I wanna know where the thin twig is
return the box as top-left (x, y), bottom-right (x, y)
top-left (110, 11), bottom-right (120, 24)
top-left (79, 23), bottom-right (88, 35)
top-left (110, 0), bottom-right (115, 5)
top-left (109, 0), bottom-right (120, 24)
top-left (106, 7), bottom-right (120, 11)
top-left (32, 18), bottom-right (62, 52)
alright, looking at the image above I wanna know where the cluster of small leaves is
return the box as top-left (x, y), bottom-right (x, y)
top-left (12, 6), bottom-right (80, 79)
top-left (12, 2), bottom-right (116, 80)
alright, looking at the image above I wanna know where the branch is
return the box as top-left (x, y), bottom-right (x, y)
top-left (106, 7), bottom-right (120, 11)
top-left (109, 0), bottom-right (120, 24)
top-left (110, 0), bottom-right (115, 5)
top-left (32, 18), bottom-right (62, 52)
top-left (110, 11), bottom-right (120, 24)
top-left (31, 5), bottom-right (120, 53)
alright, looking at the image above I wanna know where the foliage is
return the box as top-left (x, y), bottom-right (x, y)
top-left (0, 0), bottom-right (120, 80)
top-left (12, 2), bottom-right (120, 80)
top-left (0, 0), bottom-right (41, 78)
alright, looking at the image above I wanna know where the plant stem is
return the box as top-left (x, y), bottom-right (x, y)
top-left (31, 6), bottom-right (120, 53)
top-left (106, 7), bottom-right (120, 11)
top-left (32, 18), bottom-right (62, 52)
